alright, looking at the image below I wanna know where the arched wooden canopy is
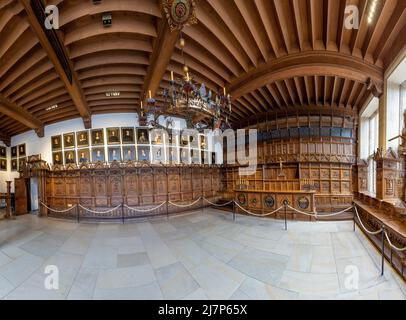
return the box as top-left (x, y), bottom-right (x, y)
top-left (0, 0), bottom-right (405, 144)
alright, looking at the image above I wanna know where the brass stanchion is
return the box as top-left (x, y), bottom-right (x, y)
top-left (121, 203), bottom-right (125, 224)
top-left (381, 225), bottom-right (385, 276)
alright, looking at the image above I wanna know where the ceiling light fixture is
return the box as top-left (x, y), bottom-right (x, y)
top-left (368, 0), bottom-right (378, 24)
top-left (46, 104), bottom-right (58, 111)
top-left (105, 91), bottom-right (120, 97)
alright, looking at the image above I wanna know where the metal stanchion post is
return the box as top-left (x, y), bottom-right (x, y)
top-left (353, 208), bottom-right (356, 232)
top-left (283, 199), bottom-right (288, 231)
top-left (121, 203), bottom-right (125, 224)
top-left (201, 196), bottom-right (204, 214)
top-left (233, 200), bottom-right (236, 221)
top-left (381, 225), bottom-right (385, 276)
top-left (76, 205), bottom-right (80, 223)
top-left (166, 196), bottom-right (169, 220)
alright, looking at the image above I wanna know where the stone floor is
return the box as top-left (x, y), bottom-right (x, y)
top-left (0, 209), bottom-right (405, 300)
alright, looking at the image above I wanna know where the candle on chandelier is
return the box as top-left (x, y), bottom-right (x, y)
top-left (149, 90), bottom-right (152, 99)
top-left (223, 87), bottom-right (226, 96)
top-left (186, 72), bottom-right (190, 81)
top-left (171, 71), bottom-right (174, 81)
top-left (140, 101), bottom-right (143, 109)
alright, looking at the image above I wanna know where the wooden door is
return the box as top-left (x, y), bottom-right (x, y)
top-left (15, 178), bottom-right (28, 215)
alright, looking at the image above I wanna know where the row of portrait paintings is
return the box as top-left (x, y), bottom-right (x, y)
top-left (10, 144), bottom-right (26, 158)
top-left (52, 128), bottom-right (209, 151)
top-left (0, 146), bottom-right (6, 171)
top-left (52, 147), bottom-right (216, 165)
top-left (52, 128), bottom-right (152, 151)
top-left (5, 158), bottom-right (26, 172)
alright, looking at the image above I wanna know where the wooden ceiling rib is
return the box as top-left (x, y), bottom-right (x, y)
top-left (0, 0), bottom-right (405, 141)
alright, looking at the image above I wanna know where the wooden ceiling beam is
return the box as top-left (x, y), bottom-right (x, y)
top-left (234, 0), bottom-right (269, 63)
top-left (20, 0), bottom-right (92, 128)
top-left (207, 0), bottom-right (258, 66)
top-left (141, 19), bottom-right (179, 104)
top-left (228, 51), bottom-right (383, 100)
top-left (0, 93), bottom-right (43, 137)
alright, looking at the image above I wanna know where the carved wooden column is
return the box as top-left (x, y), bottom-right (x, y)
top-left (353, 159), bottom-right (368, 194)
top-left (374, 148), bottom-right (401, 200)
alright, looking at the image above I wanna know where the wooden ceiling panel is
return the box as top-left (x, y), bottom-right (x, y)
top-left (0, 0), bottom-right (404, 135)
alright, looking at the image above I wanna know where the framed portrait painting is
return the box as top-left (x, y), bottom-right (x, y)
top-left (121, 127), bottom-right (135, 144)
top-left (91, 129), bottom-right (104, 146)
top-left (92, 148), bottom-right (106, 163)
top-left (78, 149), bottom-right (90, 164)
top-left (11, 146), bottom-right (17, 158)
top-left (107, 128), bottom-right (120, 145)
top-left (77, 131), bottom-right (89, 148)
top-left (64, 150), bottom-right (76, 165)
top-left (18, 144), bottom-right (26, 157)
top-left (0, 146), bottom-right (6, 158)
top-left (51, 135), bottom-right (62, 151)
top-left (63, 133), bottom-right (75, 149)
top-left (108, 147), bottom-right (121, 162)
top-left (11, 159), bottom-right (18, 172)
top-left (0, 159), bottom-right (6, 171)
top-left (122, 146), bottom-right (136, 162)
top-left (53, 152), bottom-right (63, 165)
top-left (137, 129), bottom-right (149, 145)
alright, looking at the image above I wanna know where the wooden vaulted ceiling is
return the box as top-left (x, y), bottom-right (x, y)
top-left (0, 0), bottom-right (405, 143)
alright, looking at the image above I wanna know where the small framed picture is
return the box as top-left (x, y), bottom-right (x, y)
top-left (0, 146), bottom-right (6, 158)
top-left (211, 152), bottom-right (217, 164)
top-left (63, 133), bottom-right (75, 149)
top-left (137, 146), bottom-right (150, 162)
top-left (77, 131), bottom-right (89, 148)
top-left (0, 159), bottom-right (6, 171)
top-left (11, 146), bottom-right (17, 158)
top-left (108, 147), bottom-right (121, 162)
top-left (201, 150), bottom-right (208, 164)
top-left (91, 129), bottom-right (105, 146)
top-left (168, 148), bottom-right (178, 163)
top-left (151, 130), bottom-right (164, 145)
top-left (137, 128), bottom-right (149, 145)
top-left (181, 135), bottom-right (189, 146)
top-left (122, 146), bottom-right (136, 162)
top-left (180, 148), bottom-right (190, 163)
top-left (64, 150), bottom-right (76, 164)
top-left (53, 152), bottom-right (63, 165)
top-left (107, 127), bottom-right (120, 145)
top-left (152, 146), bottom-right (164, 163)
top-left (121, 127), bottom-right (135, 144)
top-left (200, 136), bottom-right (207, 149)
top-left (78, 149), bottom-right (90, 164)
top-left (191, 149), bottom-right (200, 164)
top-left (11, 159), bottom-right (18, 171)
top-left (92, 148), bottom-right (106, 163)
top-left (19, 157), bottom-right (26, 169)
top-left (51, 135), bottom-right (62, 151)
top-left (18, 144), bottom-right (26, 157)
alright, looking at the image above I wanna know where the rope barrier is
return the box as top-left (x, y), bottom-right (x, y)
top-left (203, 198), bottom-right (234, 207)
top-left (234, 202), bottom-right (284, 217)
top-left (168, 197), bottom-right (202, 208)
top-left (124, 202), bottom-right (167, 213)
top-left (384, 231), bottom-right (406, 252)
top-left (354, 206), bottom-right (383, 236)
top-left (79, 204), bottom-right (121, 214)
top-left (40, 202), bottom-right (77, 213)
top-left (287, 205), bottom-right (354, 217)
